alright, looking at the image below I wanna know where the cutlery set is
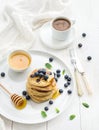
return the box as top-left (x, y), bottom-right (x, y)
top-left (69, 49), bottom-right (92, 96)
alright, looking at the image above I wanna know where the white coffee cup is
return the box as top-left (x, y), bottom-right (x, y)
top-left (51, 17), bottom-right (75, 41)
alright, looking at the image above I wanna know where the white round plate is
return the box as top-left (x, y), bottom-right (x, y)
top-left (39, 22), bottom-right (76, 50)
top-left (0, 50), bottom-right (74, 124)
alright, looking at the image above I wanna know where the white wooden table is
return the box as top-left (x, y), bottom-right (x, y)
top-left (0, 0), bottom-right (99, 130)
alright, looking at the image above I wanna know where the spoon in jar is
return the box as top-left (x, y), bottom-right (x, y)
top-left (0, 83), bottom-right (27, 110)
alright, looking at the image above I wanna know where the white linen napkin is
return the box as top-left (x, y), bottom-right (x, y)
top-left (0, 117), bottom-right (5, 130)
top-left (0, 0), bottom-right (72, 61)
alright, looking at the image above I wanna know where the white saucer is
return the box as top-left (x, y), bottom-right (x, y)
top-left (39, 22), bottom-right (76, 50)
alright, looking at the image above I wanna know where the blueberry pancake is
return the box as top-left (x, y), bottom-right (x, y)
top-left (26, 68), bottom-right (58, 103)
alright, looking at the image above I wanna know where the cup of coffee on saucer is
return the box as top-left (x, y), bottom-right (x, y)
top-left (51, 17), bottom-right (75, 41)
top-left (40, 16), bottom-right (76, 50)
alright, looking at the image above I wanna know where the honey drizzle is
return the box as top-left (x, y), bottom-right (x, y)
top-left (52, 90), bottom-right (60, 99)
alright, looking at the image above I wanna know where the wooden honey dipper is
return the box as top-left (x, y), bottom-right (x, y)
top-left (0, 83), bottom-right (27, 109)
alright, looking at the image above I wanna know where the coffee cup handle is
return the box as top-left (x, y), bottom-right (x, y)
top-left (71, 19), bottom-right (76, 26)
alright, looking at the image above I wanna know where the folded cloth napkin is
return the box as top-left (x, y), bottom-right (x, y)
top-left (0, 0), bottom-right (72, 61)
top-left (0, 117), bottom-right (5, 130)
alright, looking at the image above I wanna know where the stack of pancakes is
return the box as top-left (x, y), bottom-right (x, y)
top-left (26, 69), bottom-right (57, 103)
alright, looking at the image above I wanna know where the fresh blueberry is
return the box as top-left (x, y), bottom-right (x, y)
top-left (67, 77), bottom-right (71, 82)
top-left (44, 75), bottom-right (49, 80)
top-left (0, 72), bottom-right (5, 77)
top-left (41, 69), bottom-right (46, 75)
top-left (30, 74), bottom-right (35, 78)
top-left (49, 100), bottom-right (53, 105)
top-left (38, 69), bottom-right (46, 75)
top-left (59, 89), bottom-right (63, 94)
top-left (49, 72), bottom-right (52, 75)
top-left (78, 43), bottom-right (83, 48)
top-left (44, 106), bottom-right (49, 111)
top-left (39, 72), bottom-right (44, 77)
top-left (53, 72), bottom-right (56, 77)
top-left (56, 69), bottom-right (61, 73)
top-left (67, 90), bottom-right (72, 94)
top-left (54, 73), bottom-right (57, 79)
top-left (67, 82), bottom-right (71, 85)
top-left (87, 56), bottom-right (92, 61)
top-left (64, 75), bottom-right (68, 79)
top-left (49, 57), bottom-right (53, 62)
top-left (36, 78), bottom-right (40, 82)
top-left (38, 69), bottom-right (42, 73)
top-left (82, 33), bottom-right (86, 37)
top-left (57, 73), bottom-right (61, 78)
top-left (64, 83), bottom-right (68, 88)
top-left (22, 91), bottom-right (27, 96)
top-left (26, 95), bottom-right (31, 100)
top-left (34, 72), bottom-right (39, 76)
top-left (55, 78), bottom-right (58, 82)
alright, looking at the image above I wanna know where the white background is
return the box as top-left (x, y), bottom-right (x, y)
top-left (0, 0), bottom-right (99, 130)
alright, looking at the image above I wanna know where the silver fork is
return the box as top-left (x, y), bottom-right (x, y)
top-left (69, 49), bottom-right (83, 96)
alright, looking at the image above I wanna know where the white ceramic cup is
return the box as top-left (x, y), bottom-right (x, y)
top-left (51, 17), bottom-right (75, 41)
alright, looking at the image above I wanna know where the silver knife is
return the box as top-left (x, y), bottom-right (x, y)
top-left (70, 49), bottom-right (92, 95)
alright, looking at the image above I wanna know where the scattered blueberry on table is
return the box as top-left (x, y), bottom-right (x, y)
top-left (87, 56), bottom-right (92, 61)
top-left (67, 90), bottom-right (72, 94)
top-left (78, 43), bottom-right (83, 48)
top-left (0, 72), bottom-right (5, 77)
top-left (82, 33), bottom-right (86, 37)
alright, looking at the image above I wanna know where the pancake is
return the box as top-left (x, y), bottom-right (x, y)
top-left (27, 78), bottom-right (56, 91)
top-left (26, 68), bottom-right (58, 103)
top-left (28, 75), bottom-right (54, 87)
top-left (27, 82), bottom-right (56, 92)
top-left (27, 87), bottom-right (53, 96)
top-left (29, 88), bottom-right (57, 103)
